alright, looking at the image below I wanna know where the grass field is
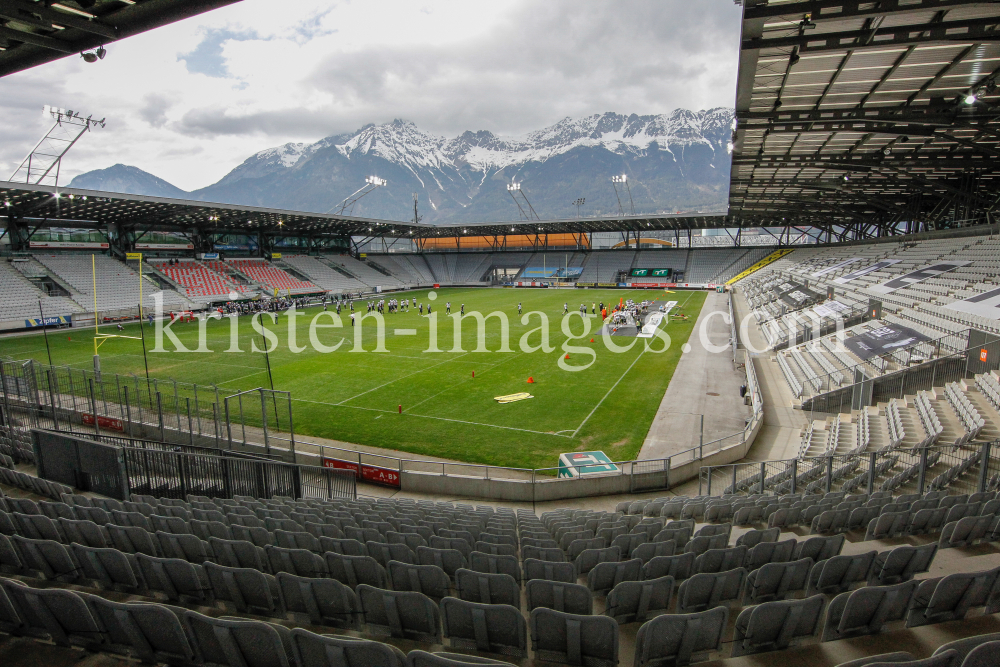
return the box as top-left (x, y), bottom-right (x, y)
top-left (0, 287), bottom-right (706, 470)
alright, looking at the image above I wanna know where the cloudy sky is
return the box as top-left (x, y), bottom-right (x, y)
top-left (0, 0), bottom-right (742, 191)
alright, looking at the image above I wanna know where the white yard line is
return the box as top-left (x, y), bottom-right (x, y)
top-left (572, 347), bottom-right (648, 438)
top-left (337, 353), bottom-right (470, 405)
top-left (292, 396), bottom-right (571, 437)
top-left (404, 352), bottom-right (525, 413)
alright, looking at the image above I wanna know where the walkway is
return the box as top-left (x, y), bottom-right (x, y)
top-left (638, 291), bottom-right (751, 461)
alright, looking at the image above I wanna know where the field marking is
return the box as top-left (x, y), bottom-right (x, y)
top-left (337, 352), bottom-right (471, 405)
top-left (403, 352), bottom-right (525, 413)
top-left (572, 346), bottom-right (648, 438)
top-left (292, 396), bottom-right (571, 437)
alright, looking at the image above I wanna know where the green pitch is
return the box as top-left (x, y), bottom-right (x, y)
top-left (3, 288), bottom-right (706, 470)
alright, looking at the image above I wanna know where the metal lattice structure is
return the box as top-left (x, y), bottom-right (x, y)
top-left (9, 107), bottom-right (104, 187)
top-left (730, 0), bottom-right (1000, 240)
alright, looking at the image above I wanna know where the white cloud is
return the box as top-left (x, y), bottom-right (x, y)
top-left (0, 0), bottom-right (740, 191)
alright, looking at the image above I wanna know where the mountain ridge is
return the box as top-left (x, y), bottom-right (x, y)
top-left (70, 108), bottom-right (734, 222)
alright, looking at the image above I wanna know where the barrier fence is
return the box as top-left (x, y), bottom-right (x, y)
top-left (699, 439), bottom-right (999, 498)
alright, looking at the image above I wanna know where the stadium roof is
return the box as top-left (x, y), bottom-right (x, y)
top-left (0, 0), bottom-right (242, 78)
top-left (730, 0), bottom-right (1000, 239)
top-left (0, 180), bottom-right (730, 239)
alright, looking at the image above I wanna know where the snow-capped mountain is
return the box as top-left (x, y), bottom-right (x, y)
top-left (72, 108), bottom-right (734, 222)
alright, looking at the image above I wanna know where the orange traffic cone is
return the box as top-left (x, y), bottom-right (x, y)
top-left (67, 336), bottom-right (71, 341)
top-left (472, 371), bottom-right (475, 378)
top-left (590, 338), bottom-right (594, 343)
top-left (527, 377), bottom-right (535, 384)
top-left (565, 353), bottom-right (570, 359)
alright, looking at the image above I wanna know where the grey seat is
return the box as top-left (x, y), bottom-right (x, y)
top-left (1, 581), bottom-right (103, 649)
top-left (588, 558), bottom-right (642, 595)
top-left (204, 562), bottom-right (283, 616)
top-left (232, 525), bottom-right (273, 547)
top-left (183, 611), bottom-right (293, 667)
top-left (694, 546), bottom-right (747, 574)
top-left (152, 514), bottom-right (192, 535)
top-left (106, 524), bottom-right (160, 556)
top-left (290, 627), bottom-right (405, 667)
top-left (745, 539), bottom-right (796, 572)
top-left (822, 580), bottom-right (919, 642)
top-left (58, 518), bottom-right (109, 548)
top-left (324, 552), bottom-right (387, 589)
top-left (71, 544), bottom-right (144, 592)
top-left (612, 533), bottom-right (649, 559)
top-left (111, 509), bottom-right (153, 531)
top-left (266, 546), bottom-right (329, 578)
top-left (469, 552), bottom-right (521, 581)
top-left (633, 606), bottom-right (728, 667)
top-left (440, 597), bottom-right (527, 658)
top-left (209, 537), bottom-right (269, 572)
top-left (135, 554), bottom-right (212, 604)
top-left (522, 545), bottom-right (563, 563)
top-left (156, 531), bottom-right (212, 564)
top-left (417, 546), bottom-right (467, 580)
top-left (792, 534), bottom-right (844, 563)
top-left (768, 507), bottom-right (802, 530)
top-left (744, 558), bottom-right (813, 605)
top-left (568, 538), bottom-right (607, 560)
top-left (275, 529), bottom-right (323, 553)
top-left (865, 512), bottom-right (910, 540)
top-left (575, 547), bottom-right (621, 574)
top-left (84, 596), bottom-right (197, 664)
top-left (530, 607), bottom-right (618, 667)
top-left (14, 512), bottom-right (63, 542)
top-left (812, 509), bottom-right (850, 535)
top-left (653, 527), bottom-right (691, 549)
top-left (368, 541), bottom-right (417, 567)
top-left (907, 508), bottom-right (948, 536)
top-left (430, 536), bottom-right (473, 559)
top-left (524, 557), bottom-right (576, 583)
top-left (275, 572), bottom-right (361, 629)
top-left (808, 551), bottom-right (878, 595)
top-left (933, 635), bottom-right (1000, 667)
top-left (12, 536), bottom-right (80, 581)
top-left (455, 569), bottom-right (520, 607)
top-left (683, 534), bottom-right (727, 556)
top-left (525, 578), bottom-right (593, 614)
top-left (357, 584), bottom-right (441, 643)
top-left (642, 553), bottom-right (694, 581)
top-left (389, 561), bottom-right (452, 599)
top-left (731, 595), bottom-right (827, 657)
top-left (631, 541), bottom-right (675, 564)
top-left (320, 537), bottom-right (369, 557)
top-left (939, 516), bottom-right (993, 548)
top-left (736, 527), bottom-right (780, 549)
top-left (305, 521), bottom-right (344, 539)
top-left (847, 507), bottom-right (880, 532)
top-left (869, 543), bottom-right (938, 586)
top-left (605, 575), bottom-right (673, 624)
top-left (406, 650), bottom-right (514, 667)
top-left (906, 566), bottom-right (1000, 627)
top-left (676, 568), bottom-right (747, 613)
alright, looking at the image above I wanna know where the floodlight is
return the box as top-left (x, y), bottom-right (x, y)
top-left (507, 183), bottom-right (520, 191)
top-left (965, 93), bottom-right (978, 105)
top-left (81, 52), bottom-right (98, 63)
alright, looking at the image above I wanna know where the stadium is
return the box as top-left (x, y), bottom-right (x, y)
top-left (3, 1), bottom-right (1000, 667)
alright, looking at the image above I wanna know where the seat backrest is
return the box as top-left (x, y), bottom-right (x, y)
top-left (793, 535), bottom-right (844, 563)
top-left (822, 580), bottom-right (919, 642)
top-left (809, 551), bottom-right (878, 595)
top-left (290, 627), bottom-right (404, 667)
top-left (731, 594), bottom-right (827, 657)
top-left (203, 561), bottom-right (282, 616)
top-left (604, 575), bottom-right (673, 624)
top-left (388, 561), bottom-right (451, 599)
top-left (275, 572), bottom-right (360, 630)
top-left (469, 552), bottom-right (521, 581)
top-left (525, 579), bottom-right (593, 615)
top-left (524, 558), bottom-right (576, 584)
top-left (416, 546), bottom-right (467, 579)
top-left (736, 527), bottom-right (780, 548)
top-left (642, 553), bottom-right (695, 581)
top-left (633, 606), bottom-right (728, 667)
top-left (695, 546), bottom-right (748, 574)
top-left (440, 596), bottom-right (527, 658)
top-left (72, 544), bottom-right (142, 590)
top-left (135, 554), bottom-right (210, 603)
top-left (587, 559), bottom-right (643, 594)
top-left (676, 568), bottom-right (748, 613)
top-left (357, 584), bottom-right (441, 643)
top-left (529, 607), bottom-right (619, 667)
top-left (744, 558), bottom-right (813, 605)
top-left (454, 569), bottom-right (520, 607)
top-left (183, 610), bottom-right (292, 667)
